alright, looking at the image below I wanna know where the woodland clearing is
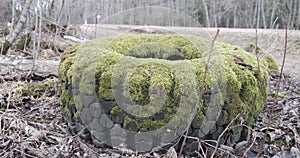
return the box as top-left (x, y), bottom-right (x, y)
top-left (0, 25), bottom-right (299, 157)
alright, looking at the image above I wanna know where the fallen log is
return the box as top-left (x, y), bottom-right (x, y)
top-left (0, 56), bottom-right (59, 80)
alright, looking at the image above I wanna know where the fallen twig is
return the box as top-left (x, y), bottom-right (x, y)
top-left (241, 124), bottom-right (257, 158)
top-left (210, 114), bottom-right (240, 157)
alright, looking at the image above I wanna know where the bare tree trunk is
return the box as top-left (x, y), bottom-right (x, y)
top-left (248, 1), bottom-right (252, 27)
top-left (23, 11), bottom-right (32, 52)
top-left (10, 0), bottom-right (15, 35)
top-left (233, 4), bottom-right (238, 28)
top-left (36, 0), bottom-right (43, 60)
top-left (226, 18), bottom-right (229, 28)
top-left (298, 0), bottom-right (300, 29)
top-left (269, 0), bottom-right (277, 28)
top-left (212, 0), bottom-right (217, 27)
top-left (253, 0), bottom-right (258, 28)
top-left (201, 0), bottom-right (210, 27)
top-left (261, 0), bottom-right (267, 28)
top-left (55, 0), bottom-right (65, 23)
top-left (257, 0), bottom-right (261, 28)
top-left (292, 0), bottom-right (298, 28)
top-left (8, 0), bottom-right (32, 45)
top-left (1, 0), bottom-right (33, 55)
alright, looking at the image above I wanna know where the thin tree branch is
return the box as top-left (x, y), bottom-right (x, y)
top-left (178, 29), bottom-right (220, 157)
top-left (275, 3), bottom-right (291, 105)
top-left (8, 0), bottom-right (33, 45)
top-left (210, 114), bottom-right (240, 157)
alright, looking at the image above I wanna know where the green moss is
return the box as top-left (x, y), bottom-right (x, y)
top-left (95, 53), bottom-right (122, 100)
top-left (110, 105), bottom-right (123, 116)
top-left (59, 34), bottom-right (271, 133)
top-left (60, 85), bottom-right (70, 103)
top-left (124, 116), bottom-right (138, 131)
top-left (248, 44), bottom-right (279, 71)
top-left (294, 90), bottom-right (300, 95)
top-left (58, 43), bottom-right (78, 83)
top-left (106, 34), bottom-right (203, 59)
top-left (73, 95), bottom-right (83, 111)
top-left (17, 82), bottom-right (49, 98)
top-left (73, 111), bottom-right (80, 121)
top-left (1, 40), bottom-right (10, 55)
top-left (16, 34), bottom-right (31, 50)
top-left (45, 22), bottom-right (58, 32)
top-left (272, 139), bottom-right (284, 147)
top-left (206, 43), bottom-right (269, 123)
top-left (127, 62), bottom-right (174, 105)
top-left (62, 106), bottom-right (71, 117)
top-left (106, 59), bottom-right (181, 130)
top-left (271, 92), bottom-right (285, 99)
top-left (264, 55), bottom-right (279, 71)
top-left (267, 136), bottom-right (284, 147)
top-left (137, 117), bottom-right (166, 131)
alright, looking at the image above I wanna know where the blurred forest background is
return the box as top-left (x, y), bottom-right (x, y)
top-left (0, 0), bottom-right (299, 29)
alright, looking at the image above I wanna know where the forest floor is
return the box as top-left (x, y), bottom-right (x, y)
top-left (0, 25), bottom-right (299, 157)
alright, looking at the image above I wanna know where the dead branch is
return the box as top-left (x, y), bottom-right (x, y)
top-left (178, 29), bottom-right (220, 157)
top-left (210, 114), bottom-right (240, 157)
top-left (274, 3), bottom-right (291, 104)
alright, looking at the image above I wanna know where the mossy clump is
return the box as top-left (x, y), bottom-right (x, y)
top-left (1, 40), bottom-right (10, 55)
top-left (59, 34), bottom-right (272, 136)
top-left (15, 33), bottom-right (31, 50)
top-left (247, 44), bottom-right (279, 71)
top-left (16, 80), bottom-right (56, 99)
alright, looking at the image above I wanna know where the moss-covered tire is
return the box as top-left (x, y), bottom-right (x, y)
top-left (59, 34), bottom-right (273, 153)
